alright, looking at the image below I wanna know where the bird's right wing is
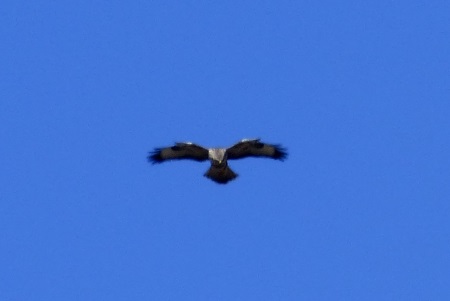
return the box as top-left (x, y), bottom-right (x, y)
top-left (226, 139), bottom-right (287, 160)
top-left (148, 142), bottom-right (209, 164)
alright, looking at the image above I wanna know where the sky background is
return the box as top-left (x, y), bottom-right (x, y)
top-left (1, 0), bottom-right (450, 300)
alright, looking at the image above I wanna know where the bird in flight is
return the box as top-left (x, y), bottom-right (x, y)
top-left (148, 138), bottom-right (287, 184)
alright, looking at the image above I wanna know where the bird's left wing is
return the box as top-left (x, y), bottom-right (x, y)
top-left (226, 139), bottom-right (287, 160)
top-left (148, 142), bottom-right (209, 164)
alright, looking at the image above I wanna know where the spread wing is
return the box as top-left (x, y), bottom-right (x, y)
top-left (226, 139), bottom-right (287, 160)
top-left (148, 142), bottom-right (209, 164)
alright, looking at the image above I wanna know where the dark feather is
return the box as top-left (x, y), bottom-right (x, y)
top-left (148, 148), bottom-right (166, 163)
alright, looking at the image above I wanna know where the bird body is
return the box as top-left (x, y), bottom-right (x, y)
top-left (148, 138), bottom-right (287, 184)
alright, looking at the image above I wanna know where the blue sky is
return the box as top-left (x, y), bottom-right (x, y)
top-left (1, 0), bottom-right (450, 300)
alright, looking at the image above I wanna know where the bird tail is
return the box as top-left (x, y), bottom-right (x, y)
top-left (204, 165), bottom-right (238, 184)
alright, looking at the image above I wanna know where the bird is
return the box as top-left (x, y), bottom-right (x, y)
top-left (148, 138), bottom-right (287, 184)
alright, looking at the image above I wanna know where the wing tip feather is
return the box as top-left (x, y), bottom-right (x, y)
top-left (272, 145), bottom-right (288, 161)
top-left (147, 148), bottom-right (164, 164)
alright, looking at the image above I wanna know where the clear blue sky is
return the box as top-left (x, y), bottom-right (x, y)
top-left (1, 1), bottom-right (449, 300)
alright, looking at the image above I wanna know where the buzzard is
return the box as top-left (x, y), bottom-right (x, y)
top-left (148, 138), bottom-right (287, 184)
